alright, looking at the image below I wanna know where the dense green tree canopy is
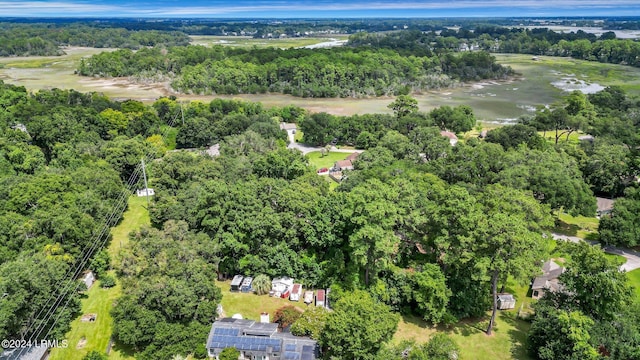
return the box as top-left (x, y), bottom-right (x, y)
top-left (320, 290), bottom-right (399, 359)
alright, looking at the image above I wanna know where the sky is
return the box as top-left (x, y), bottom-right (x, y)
top-left (0, 0), bottom-right (639, 18)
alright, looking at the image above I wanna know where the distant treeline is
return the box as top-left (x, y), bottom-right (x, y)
top-left (349, 27), bottom-right (640, 67)
top-left (78, 45), bottom-right (512, 98)
top-left (0, 23), bottom-right (190, 56)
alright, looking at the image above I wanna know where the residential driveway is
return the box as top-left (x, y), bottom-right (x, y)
top-left (284, 128), bottom-right (364, 155)
top-left (552, 233), bottom-right (640, 272)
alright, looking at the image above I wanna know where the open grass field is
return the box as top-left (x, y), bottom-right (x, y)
top-left (394, 311), bottom-right (532, 360)
top-left (395, 273), bottom-right (534, 360)
top-left (189, 35), bottom-right (348, 49)
top-left (107, 196), bottom-right (150, 260)
top-left (306, 151), bottom-right (355, 171)
top-left (48, 278), bottom-right (124, 360)
top-left (49, 196), bottom-right (149, 360)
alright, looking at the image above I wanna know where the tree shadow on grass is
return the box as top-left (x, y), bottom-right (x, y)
top-left (109, 338), bottom-right (137, 358)
top-left (553, 218), bottom-right (579, 236)
top-left (500, 311), bottom-right (533, 360)
top-left (400, 313), bottom-right (486, 338)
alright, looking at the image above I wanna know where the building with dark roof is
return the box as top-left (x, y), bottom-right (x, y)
top-left (206, 318), bottom-right (318, 360)
top-left (0, 345), bottom-right (48, 360)
top-left (531, 260), bottom-right (565, 300)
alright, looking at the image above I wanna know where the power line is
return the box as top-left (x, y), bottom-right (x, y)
top-left (14, 104), bottom-right (183, 358)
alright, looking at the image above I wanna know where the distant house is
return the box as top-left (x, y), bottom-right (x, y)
top-left (280, 122), bottom-right (297, 131)
top-left (596, 197), bottom-right (615, 217)
top-left (10, 123), bottom-right (28, 134)
top-left (333, 160), bottom-right (354, 171)
top-left (271, 277), bottom-right (294, 299)
top-left (497, 293), bottom-right (516, 310)
top-left (206, 317), bottom-right (318, 360)
top-left (289, 284), bottom-right (303, 302)
top-left (345, 152), bottom-right (360, 162)
top-left (231, 275), bottom-right (244, 292)
top-left (531, 260), bottom-right (565, 300)
top-left (136, 188), bottom-right (155, 197)
top-left (440, 131), bottom-right (458, 146)
top-left (241, 277), bottom-right (254, 293)
top-left (205, 143), bottom-right (220, 157)
top-left (82, 270), bottom-right (95, 289)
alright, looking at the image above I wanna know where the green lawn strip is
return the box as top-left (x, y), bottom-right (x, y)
top-left (107, 196), bottom-right (150, 260)
top-left (49, 278), bottom-right (122, 360)
top-left (294, 130), bottom-right (304, 142)
top-left (306, 151), bottom-right (355, 171)
top-left (51, 196), bottom-right (149, 360)
top-left (627, 269), bottom-right (640, 302)
top-left (214, 280), bottom-right (306, 321)
top-left (394, 311), bottom-right (532, 360)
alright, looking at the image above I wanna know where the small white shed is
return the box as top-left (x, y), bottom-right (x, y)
top-left (497, 293), bottom-right (516, 310)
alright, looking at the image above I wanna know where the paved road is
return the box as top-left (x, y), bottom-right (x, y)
top-left (552, 233), bottom-right (640, 272)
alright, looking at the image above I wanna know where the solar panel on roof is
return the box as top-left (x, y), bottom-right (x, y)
top-left (285, 343), bottom-right (297, 351)
top-left (284, 352), bottom-right (301, 360)
top-left (301, 353), bottom-right (314, 360)
top-left (302, 345), bottom-right (314, 352)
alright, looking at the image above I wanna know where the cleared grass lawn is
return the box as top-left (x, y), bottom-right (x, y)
top-left (107, 196), bottom-right (150, 260)
top-left (554, 212), bottom-right (599, 239)
top-left (215, 280), bottom-right (305, 321)
top-left (50, 196), bottom-right (149, 360)
top-left (396, 274), bottom-right (533, 360)
top-left (49, 277), bottom-right (123, 360)
top-left (306, 151), bottom-right (355, 171)
top-left (628, 269), bottom-right (640, 302)
top-left (395, 311), bottom-right (532, 360)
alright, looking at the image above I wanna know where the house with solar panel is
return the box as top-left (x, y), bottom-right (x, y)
top-left (206, 315), bottom-right (318, 360)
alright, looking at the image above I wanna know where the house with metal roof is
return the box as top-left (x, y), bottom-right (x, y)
top-left (231, 275), bottom-right (244, 292)
top-left (206, 317), bottom-right (318, 359)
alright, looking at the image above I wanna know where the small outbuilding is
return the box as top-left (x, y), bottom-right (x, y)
top-left (497, 293), bottom-right (516, 310)
top-left (290, 283), bottom-right (303, 301)
top-left (240, 277), bottom-right (253, 293)
top-left (136, 188), bottom-right (155, 197)
top-left (230, 275), bottom-right (244, 292)
top-left (316, 289), bottom-right (325, 307)
top-left (271, 276), bottom-right (294, 298)
top-left (82, 270), bottom-right (95, 290)
top-left (440, 131), bottom-right (459, 146)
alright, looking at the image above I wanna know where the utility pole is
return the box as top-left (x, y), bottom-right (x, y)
top-left (181, 102), bottom-right (185, 126)
top-left (141, 158), bottom-right (149, 208)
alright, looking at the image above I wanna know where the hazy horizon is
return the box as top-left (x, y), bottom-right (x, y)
top-left (0, 0), bottom-right (639, 18)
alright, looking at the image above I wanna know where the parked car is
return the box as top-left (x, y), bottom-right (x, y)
top-left (317, 167), bottom-right (328, 173)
